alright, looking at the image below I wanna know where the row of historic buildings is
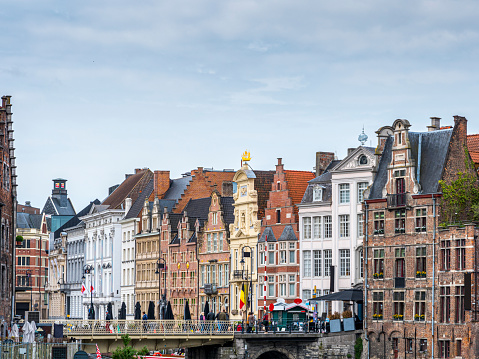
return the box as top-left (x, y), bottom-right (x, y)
top-left (12, 109), bottom-right (479, 357)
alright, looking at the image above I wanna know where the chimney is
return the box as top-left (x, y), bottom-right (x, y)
top-left (135, 168), bottom-right (142, 174)
top-left (125, 197), bottom-right (132, 214)
top-left (453, 116), bottom-right (468, 146)
top-left (347, 148), bottom-right (356, 156)
top-left (428, 117), bottom-right (441, 132)
top-left (25, 201), bottom-right (31, 206)
top-left (276, 158), bottom-right (284, 172)
top-left (154, 170), bottom-right (170, 198)
top-left (315, 152), bottom-right (335, 177)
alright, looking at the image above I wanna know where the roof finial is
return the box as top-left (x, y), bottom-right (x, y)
top-left (358, 126), bottom-right (368, 146)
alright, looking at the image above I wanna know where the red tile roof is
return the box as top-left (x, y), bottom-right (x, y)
top-left (467, 134), bottom-right (479, 166)
top-left (102, 169), bottom-right (154, 209)
top-left (284, 170), bottom-right (315, 216)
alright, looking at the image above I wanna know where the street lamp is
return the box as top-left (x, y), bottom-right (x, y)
top-left (155, 258), bottom-right (167, 319)
top-left (241, 246), bottom-right (253, 316)
top-left (82, 264), bottom-right (94, 319)
top-left (26, 269), bottom-right (33, 312)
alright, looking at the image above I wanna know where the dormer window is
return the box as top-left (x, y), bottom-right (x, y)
top-left (359, 155), bottom-right (368, 165)
top-left (313, 185), bottom-right (323, 202)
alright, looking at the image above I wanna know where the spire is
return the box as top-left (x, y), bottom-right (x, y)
top-left (358, 126), bottom-right (368, 146)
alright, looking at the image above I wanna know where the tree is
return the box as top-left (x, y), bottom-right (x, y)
top-left (112, 334), bottom-right (145, 359)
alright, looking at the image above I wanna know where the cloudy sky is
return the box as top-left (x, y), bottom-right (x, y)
top-left (3, 0), bottom-right (479, 210)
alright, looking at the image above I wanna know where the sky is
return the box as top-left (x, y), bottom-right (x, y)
top-left (2, 0), bottom-right (479, 211)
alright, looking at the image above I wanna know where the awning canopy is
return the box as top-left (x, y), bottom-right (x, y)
top-left (308, 289), bottom-right (363, 303)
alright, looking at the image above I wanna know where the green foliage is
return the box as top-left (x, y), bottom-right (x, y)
top-left (439, 146), bottom-right (479, 224)
top-left (15, 235), bottom-right (23, 242)
top-left (354, 337), bottom-right (363, 359)
top-left (137, 347), bottom-right (150, 356)
top-left (122, 334), bottom-right (131, 347)
top-left (112, 334), bottom-right (142, 359)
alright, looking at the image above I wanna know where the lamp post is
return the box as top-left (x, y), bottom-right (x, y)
top-left (241, 246), bottom-right (253, 315)
top-left (155, 258), bottom-right (166, 319)
top-left (26, 269), bottom-right (32, 312)
top-left (82, 264), bottom-right (94, 319)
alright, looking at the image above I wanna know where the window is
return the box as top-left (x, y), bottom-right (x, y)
top-left (441, 240), bottom-right (451, 271)
top-left (280, 243), bottom-right (286, 264)
top-left (259, 245), bottom-right (265, 265)
top-left (219, 232), bottom-right (223, 251)
top-left (440, 286), bottom-right (451, 323)
top-left (456, 340), bottom-right (462, 357)
top-left (439, 340), bottom-right (450, 358)
top-left (268, 275), bottom-right (275, 297)
top-left (276, 209), bottom-right (281, 223)
top-left (313, 217), bottom-right (321, 239)
top-left (212, 212), bottom-right (217, 225)
top-left (279, 275), bottom-right (286, 297)
top-left (289, 243), bottom-right (295, 264)
top-left (456, 239), bottom-right (466, 270)
top-left (303, 251), bottom-right (311, 277)
top-left (395, 209), bottom-right (406, 234)
top-left (213, 233), bottom-right (218, 252)
top-left (225, 264), bottom-right (229, 286)
top-left (303, 218), bottom-right (311, 239)
top-left (359, 249), bottom-right (363, 278)
top-left (395, 248), bottom-right (405, 278)
top-left (268, 250), bottom-right (275, 265)
top-left (406, 339), bottom-right (413, 354)
top-left (302, 289), bottom-right (311, 301)
top-left (357, 182), bottom-right (368, 203)
top-left (207, 234), bottom-right (211, 252)
top-left (339, 215), bottom-right (350, 237)
top-left (415, 208), bottom-right (427, 232)
top-left (324, 250), bottom-right (332, 276)
top-left (340, 249), bottom-right (350, 276)
top-left (372, 292), bottom-right (383, 320)
top-left (419, 339), bottom-right (427, 353)
top-left (324, 216), bottom-right (332, 238)
top-left (416, 247), bottom-right (426, 278)
top-left (313, 250), bottom-right (322, 277)
top-left (359, 155), bottom-right (368, 165)
top-left (373, 212), bottom-right (384, 235)
top-left (357, 213), bottom-right (364, 237)
top-left (339, 184), bottom-right (350, 203)
top-left (393, 292), bottom-right (405, 320)
top-left (313, 186), bottom-right (322, 201)
top-left (414, 291), bottom-right (426, 321)
top-left (289, 275), bottom-right (295, 297)
top-left (455, 286), bottom-right (465, 323)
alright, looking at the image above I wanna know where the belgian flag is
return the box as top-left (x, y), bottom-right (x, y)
top-left (240, 284), bottom-right (246, 309)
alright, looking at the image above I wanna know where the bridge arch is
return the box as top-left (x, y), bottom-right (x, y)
top-left (254, 348), bottom-right (295, 359)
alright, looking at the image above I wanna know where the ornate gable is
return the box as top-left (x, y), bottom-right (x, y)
top-left (331, 147), bottom-right (376, 172)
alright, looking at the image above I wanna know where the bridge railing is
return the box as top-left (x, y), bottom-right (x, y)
top-left (38, 319), bottom-right (234, 336)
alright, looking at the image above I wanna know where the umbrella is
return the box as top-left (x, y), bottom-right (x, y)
top-left (11, 324), bottom-right (19, 341)
top-left (164, 301), bottom-right (174, 320)
top-left (120, 302), bottom-right (127, 320)
top-left (107, 302), bottom-right (113, 320)
top-left (203, 301), bottom-right (210, 319)
top-left (148, 301), bottom-right (155, 320)
top-left (184, 300), bottom-right (191, 320)
top-left (22, 322), bottom-right (31, 343)
top-left (308, 289), bottom-right (363, 303)
top-left (89, 304), bottom-right (95, 320)
top-left (29, 321), bottom-right (37, 343)
top-left (135, 302), bottom-right (141, 320)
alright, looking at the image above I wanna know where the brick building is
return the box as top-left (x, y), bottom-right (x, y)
top-left (0, 96), bottom-right (17, 330)
top-left (15, 205), bottom-right (49, 319)
top-left (364, 117), bottom-right (479, 358)
top-left (258, 158), bottom-right (314, 317)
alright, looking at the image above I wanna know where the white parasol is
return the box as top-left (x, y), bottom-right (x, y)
top-left (22, 321), bottom-right (31, 343)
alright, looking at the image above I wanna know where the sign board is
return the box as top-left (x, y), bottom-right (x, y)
top-left (294, 298), bottom-right (302, 305)
top-left (269, 303), bottom-right (274, 311)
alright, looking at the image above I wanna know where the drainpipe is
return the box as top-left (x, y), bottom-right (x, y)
top-left (364, 202), bottom-right (369, 359)
top-left (431, 195), bottom-right (436, 359)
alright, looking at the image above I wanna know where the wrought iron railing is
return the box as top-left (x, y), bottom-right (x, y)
top-left (387, 193), bottom-right (407, 209)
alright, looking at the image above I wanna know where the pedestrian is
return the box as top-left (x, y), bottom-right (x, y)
top-left (262, 312), bottom-right (269, 333)
top-left (247, 312), bottom-right (255, 333)
top-left (217, 308), bottom-right (228, 332)
top-left (142, 311), bottom-right (148, 332)
top-left (199, 312), bottom-right (205, 332)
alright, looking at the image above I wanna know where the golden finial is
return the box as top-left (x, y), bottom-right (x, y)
top-left (242, 150), bottom-right (251, 162)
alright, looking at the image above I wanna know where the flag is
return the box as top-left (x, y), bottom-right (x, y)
top-left (239, 284), bottom-right (245, 309)
top-left (81, 282), bottom-right (86, 296)
top-left (96, 344), bottom-right (102, 359)
top-left (90, 284), bottom-right (94, 293)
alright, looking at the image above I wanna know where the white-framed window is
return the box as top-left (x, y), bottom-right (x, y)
top-left (324, 216), bottom-right (332, 238)
top-left (313, 217), bottom-right (321, 239)
top-left (269, 248), bottom-right (275, 265)
top-left (303, 217), bottom-right (311, 239)
top-left (207, 234), bottom-right (211, 252)
top-left (268, 275), bottom-right (275, 297)
top-left (212, 212), bottom-right (218, 225)
top-left (339, 184), bottom-right (350, 203)
top-left (219, 232), bottom-right (223, 251)
top-left (303, 251), bottom-right (311, 277)
top-left (314, 250), bottom-right (322, 277)
top-left (313, 185), bottom-right (323, 201)
top-left (289, 244), bottom-right (295, 263)
top-left (225, 264), bottom-right (229, 286)
top-left (279, 275), bottom-right (286, 297)
top-left (302, 289), bottom-right (311, 301)
top-left (218, 265), bottom-right (223, 287)
top-left (339, 215), bottom-right (350, 237)
top-left (357, 213), bottom-right (364, 237)
top-left (259, 245), bottom-right (265, 265)
top-left (340, 249), bottom-right (350, 276)
top-left (324, 249), bottom-right (332, 276)
top-left (213, 233), bottom-right (218, 252)
top-left (289, 275), bottom-right (295, 297)
top-left (357, 182), bottom-right (368, 203)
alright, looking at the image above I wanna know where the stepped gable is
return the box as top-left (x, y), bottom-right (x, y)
top-left (102, 169), bottom-right (154, 209)
top-left (252, 170), bottom-right (275, 220)
top-left (173, 168), bottom-right (235, 214)
top-left (284, 170), bottom-right (315, 216)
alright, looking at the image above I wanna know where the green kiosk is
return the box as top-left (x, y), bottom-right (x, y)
top-left (270, 301), bottom-right (309, 331)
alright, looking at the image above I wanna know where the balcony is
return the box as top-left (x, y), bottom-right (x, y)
top-left (233, 270), bottom-right (244, 280)
top-left (394, 277), bottom-right (405, 288)
top-left (204, 283), bottom-right (218, 295)
top-left (387, 193), bottom-right (407, 209)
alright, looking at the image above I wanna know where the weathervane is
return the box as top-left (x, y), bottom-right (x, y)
top-left (358, 126), bottom-right (368, 146)
top-left (241, 150), bottom-right (251, 167)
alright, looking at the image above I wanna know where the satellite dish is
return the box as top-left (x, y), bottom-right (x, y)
top-left (277, 298), bottom-right (286, 304)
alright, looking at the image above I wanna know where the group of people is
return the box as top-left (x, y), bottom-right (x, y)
top-left (199, 308), bottom-right (229, 331)
top-left (247, 312), bottom-right (269, 333)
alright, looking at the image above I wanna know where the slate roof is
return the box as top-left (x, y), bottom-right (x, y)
top-left (42, 197), bottom-right (76, 216)
top-left (258, 226), bottom-right (276, 242)
top-left (124, 179), bottom-right (154, 220)
top-left (170, 233), bottom-right (179, 245)
top-left (183, 198), bottom-right (211, 220)
top-left (278, 225), bottom-right (298, 241)
top-left (188, 232), bottom-right (197, 243)
top-left (17, 213), bottom-right (43, 229)
top-left (220, 197), bottom-right (235, 225)
top-left (168, 213), bottom-right (183, 233)
top-left (368, 129), bottom-right (453, 199)
top-left (53, 199), bottom-right (101, 239)
top-left (102, 169), bottom-right (154, 209)
top-left (163, 176), bottom-right (192, 203)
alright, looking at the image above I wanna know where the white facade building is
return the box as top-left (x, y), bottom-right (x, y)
top-left (298, 146), bottom-right (376, 315)
top-left (81, 205), bottom-right (123, 319)
top-left (65, 223), bottom-right (86, 319)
